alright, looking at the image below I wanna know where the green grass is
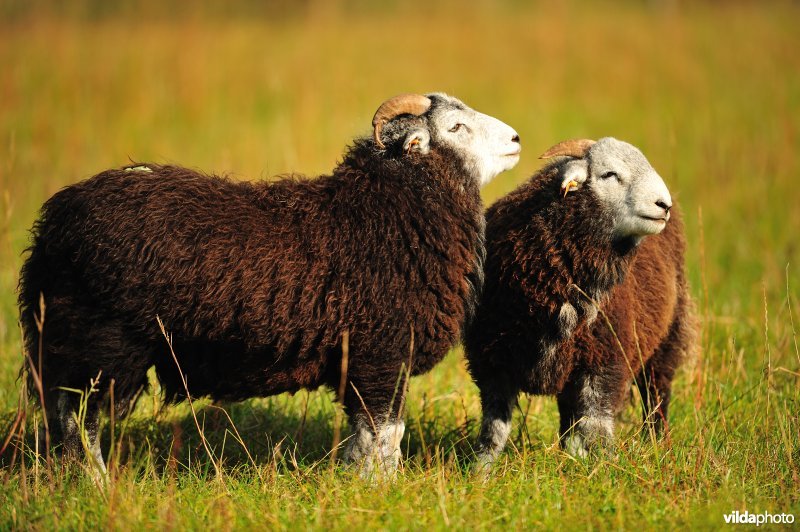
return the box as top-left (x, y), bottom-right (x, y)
top-left (1, 1), bottom-right (799, 529)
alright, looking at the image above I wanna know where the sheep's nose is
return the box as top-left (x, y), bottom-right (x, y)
top-left (656, 199), bottom-right (672, 213)
top-left (511, 134), bottom-right (520, 144)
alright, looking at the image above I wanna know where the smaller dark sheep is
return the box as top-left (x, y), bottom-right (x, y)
top-left (465, 137), bottom-right (695, 466)
top-left (18, 92), bottom-right (521, 477)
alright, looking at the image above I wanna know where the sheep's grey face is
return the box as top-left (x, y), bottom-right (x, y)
top-left (563, 138), bottom-right (672, 244)
top-left (426, 93), bottom-right (521, 186)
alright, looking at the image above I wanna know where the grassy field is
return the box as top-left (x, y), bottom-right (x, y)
top-left (1, 1), bottom-right (799, 529)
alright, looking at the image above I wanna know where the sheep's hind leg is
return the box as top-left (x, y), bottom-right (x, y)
top-left (474, 378), bottom-right (518, 470)
top-left (635, 356), bottom-right (677, 436)
top-left (636, 303), bottom-right (692, 436)
top-left (57, 391), bottom-right (106, 475)
top-left (557, 372), bottom-right (619, 458)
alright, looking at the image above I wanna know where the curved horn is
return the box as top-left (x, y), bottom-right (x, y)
top-left (539, 139), bottom-right (596, 159)
top-left (372, 93), bottom-right (432, 149)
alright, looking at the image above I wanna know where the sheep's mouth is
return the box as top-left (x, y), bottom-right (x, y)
top-left (639, 215), bottom-right (668, 223)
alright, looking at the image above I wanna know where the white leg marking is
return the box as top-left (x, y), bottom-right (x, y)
top-left (88, 428), bottom-right (107, 474)
top-left (57, 392), bottom-right (78, 444)
top-left (565, 416), bottom-right (614, 458)
top-left (346, 420), bottom-right (405, 479)
top-left (58, 391), bottom-right (107, 476)
top-left (565, 377), bottom-right (614, 457)
top-left (564, 431), bottom-right (589, 459)
top-left (476, 417), bottom-right (511, 467)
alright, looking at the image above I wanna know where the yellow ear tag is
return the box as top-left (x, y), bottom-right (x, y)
top-left (405, 138), bottom-right (420, 154)
top-left (562, 180), bottom-right (578, 198)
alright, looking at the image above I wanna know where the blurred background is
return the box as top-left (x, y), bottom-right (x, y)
top-left (2, 0), bottom-right (798, 415)
top-left (0, 1), bottom-right (798, 525)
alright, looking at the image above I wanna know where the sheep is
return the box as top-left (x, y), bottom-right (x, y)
top-left (464, 137), bottom-right (695, 467)
top-left (18, 92), bottom-right (521, 477)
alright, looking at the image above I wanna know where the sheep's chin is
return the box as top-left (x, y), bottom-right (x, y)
top-left (472, 152), bottom-right (520, 187)
top-left (611, 217), bottom-right (666, 253)
top-left (613, 214), bottom-right (667, 242)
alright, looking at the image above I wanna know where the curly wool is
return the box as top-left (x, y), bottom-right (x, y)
top-left (465, 160), bottom-right (694, 433)
top-left (19, 138), bottom-right (485, 425)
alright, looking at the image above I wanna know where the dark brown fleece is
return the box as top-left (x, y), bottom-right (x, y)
top-left (465, 161), bottom-right (695, 436)
top-left (19, 137), bottom-right (484, 438)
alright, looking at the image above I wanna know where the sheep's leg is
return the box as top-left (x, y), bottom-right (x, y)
top-left (34, 391), bottom-right (63, 459)
top-left (637, 302), bottom-right (691, 435)
top-left (635, 365), bottom-right (673, 434)
top-left (557, 371), bottom-right (620, 458)
top-left (57, 391), bottom-right (107, 475)
top-left (474, 378), bottom-right (518, 470)
top-left (32, 306), bottom-right (139, 479)
top-left (345, 414), bottom-right (405, 479)
top-left (342, 376), bottom-right (406, 479)
top-left (57, 392), bottom-right (82, 461)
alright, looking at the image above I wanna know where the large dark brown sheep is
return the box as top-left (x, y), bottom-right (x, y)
top-left (18, 92), bottom-right (521, 476)
top-left (465, 137), bottom-right (695, 467)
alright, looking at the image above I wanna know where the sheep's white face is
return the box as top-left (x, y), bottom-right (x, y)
top-left (426, 94), bottom-right (521, 186)
top-left (561, 138), bottom-right (672, 243)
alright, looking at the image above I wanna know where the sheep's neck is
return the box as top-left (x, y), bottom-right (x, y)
top-left (544, 204), bottom-right (638, 339)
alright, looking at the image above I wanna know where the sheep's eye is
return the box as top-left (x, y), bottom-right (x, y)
top-left (449, 123), bottom-right (464, 133)
top-left (601, 171), bottom-right (619, 180)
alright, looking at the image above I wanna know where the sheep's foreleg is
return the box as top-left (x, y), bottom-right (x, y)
top-left (635, 363), bottom-right (674, 435)
top-left (342, 369), bottom-right (408, 479)
top-left (345, 415), bottom-right (405, 479)
top-left (557, 372), bottom-right (617, 458)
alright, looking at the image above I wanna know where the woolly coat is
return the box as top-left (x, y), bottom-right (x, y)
top-left (465, 161), bottom-right (693, 414)
top-left (19, 139), bottom-right (485, 421)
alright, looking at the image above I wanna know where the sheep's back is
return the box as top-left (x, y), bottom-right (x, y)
top-left (25, 166), bottom-right (328, 344)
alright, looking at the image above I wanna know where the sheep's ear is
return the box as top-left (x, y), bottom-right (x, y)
top-left (560, 159), bottom-right (589, 197)
top-left (403, 129), bottom-right (430, 155)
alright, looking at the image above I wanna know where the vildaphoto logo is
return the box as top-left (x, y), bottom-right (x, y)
top-left (724, 510), bottom-right (795, 526)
